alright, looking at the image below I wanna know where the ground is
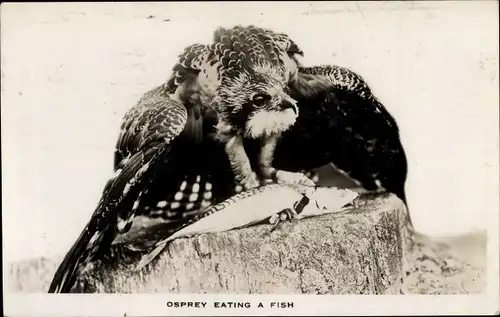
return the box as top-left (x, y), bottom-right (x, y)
top-left (402, 231), bottom-right (486, 294)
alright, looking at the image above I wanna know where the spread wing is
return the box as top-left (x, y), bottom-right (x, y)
top-left (48, 86), bottom-right (194, 293)
top-left (164, 43), bottom-right (213, 94)
top-left (291, 65), bottom-right (398, 129)
top-left (277, 65), bottom-right (409, 206)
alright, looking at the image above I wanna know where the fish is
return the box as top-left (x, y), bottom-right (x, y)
top-left (135, 183), bottom-right (359, 270)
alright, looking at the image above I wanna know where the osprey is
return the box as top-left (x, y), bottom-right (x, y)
top-left (167, 25), bottom-right (316, 189)
top-left (48, 25), bottom-right (410, 293)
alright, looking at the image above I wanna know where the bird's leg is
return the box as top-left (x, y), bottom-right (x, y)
top-left (225, 135), bottom-right (260, 189)
top-left (259, 135), bottom-right (315, 186)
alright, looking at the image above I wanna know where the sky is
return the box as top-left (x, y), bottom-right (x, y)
top-left (1, 1), bottom-right (498, 263)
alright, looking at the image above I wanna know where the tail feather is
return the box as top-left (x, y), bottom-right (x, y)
top-left (395, 187), bottom-right (414, 229)
top-left (48, 222), bottom-right (103, 293)
top-left (48, 148), bottom-right (169, 293)
top-left (49, 104), bottom-right (204, 293)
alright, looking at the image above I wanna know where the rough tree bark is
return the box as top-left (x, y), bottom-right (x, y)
top-left (75, 193), bottom-right (413, 294)
top-left (8, 193), bottom-right (414, 294)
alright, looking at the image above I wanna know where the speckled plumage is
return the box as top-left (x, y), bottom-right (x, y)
top-left (165, 25), bottom-right (302, 94)
top-left (165, 25), bottom-right (303, 134)
top-left (49, 86), bottom-right (196, 293)
top-left (49, 25), bottom-right (410, 293)
top-left (165, 25), bottom-right (310, 189)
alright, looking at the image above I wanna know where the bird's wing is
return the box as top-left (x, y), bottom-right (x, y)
top-left (290, 65), bottom-right (398, 130)
top-left (48, 86), bottom-right (195, 293)
top-left (164, 43), bottom-right (213, 94)
top-left (279, 65), bottom-right (408, 205)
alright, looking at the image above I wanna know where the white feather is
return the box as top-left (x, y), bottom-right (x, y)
top-left (245, 108), bottom-right (297, 139)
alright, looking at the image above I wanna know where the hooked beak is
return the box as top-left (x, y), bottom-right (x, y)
top-left (280, 95), bottom-right (298, 115)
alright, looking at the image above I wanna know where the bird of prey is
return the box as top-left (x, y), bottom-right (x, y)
top-left (167, 25), bottom-right (316, 189)
top-left (48, 25), bottom-right (307, 293)
top-left (48, 25), bottom-right (410, 293)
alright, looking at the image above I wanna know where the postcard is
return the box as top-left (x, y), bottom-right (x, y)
top-left (2, 1), bottom-right (498, 316)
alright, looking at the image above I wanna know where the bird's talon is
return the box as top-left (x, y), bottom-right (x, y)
top-left (269, 220), bottom-right (281, 233)
top-left (268, 208), bottom-right (296, 233)
top-left (268, 213), bottom-right (281, 233)
top-left (303, 170), bottom-right (319, 183)
top-left (275, 171), bottom-right (315, 187)
top-left (311, 173), bottom-right (320, 183)
top-left (286, 209), bottom-right (297, 221)
top-left (241, 173), bottom-right (260, 190)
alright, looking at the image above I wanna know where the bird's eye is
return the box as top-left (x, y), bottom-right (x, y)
top-left (252, 93), bottom-right (271, 108)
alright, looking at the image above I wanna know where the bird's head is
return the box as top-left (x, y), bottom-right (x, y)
top-left (216, 62), bottom-right (299, 139)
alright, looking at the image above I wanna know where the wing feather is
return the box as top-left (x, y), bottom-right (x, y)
top-left (48, 87), bottom-right (189, 293)
top-left (280, 65), bottom-right (408, 205)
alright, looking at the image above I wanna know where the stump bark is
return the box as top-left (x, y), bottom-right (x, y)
top-left (8, 193), bottom-right (414, 294)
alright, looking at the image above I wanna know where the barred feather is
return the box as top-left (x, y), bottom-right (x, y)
top-left (166, 25), bottom-right (303, 97)
top-left (292, 65), bottom-right (399, 130)
top-left (48, 87), bottom-right (192, 293)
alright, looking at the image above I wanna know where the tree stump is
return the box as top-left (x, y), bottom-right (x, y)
top-left (8, 193), bottom-right (414, 294)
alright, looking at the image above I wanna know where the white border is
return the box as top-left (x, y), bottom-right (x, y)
top-left (2, 1), bottom-right (499, 315)
top-left (4, 294), bottom-right (499, 316)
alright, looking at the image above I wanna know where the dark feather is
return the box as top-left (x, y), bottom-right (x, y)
top-left (48, 86), bottom-right (193, 293)
top-left (276, 65), bottom-right (409, 209)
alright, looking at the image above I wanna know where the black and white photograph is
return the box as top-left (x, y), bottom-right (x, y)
top-left (2, 1), bottom-right (499, 316)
